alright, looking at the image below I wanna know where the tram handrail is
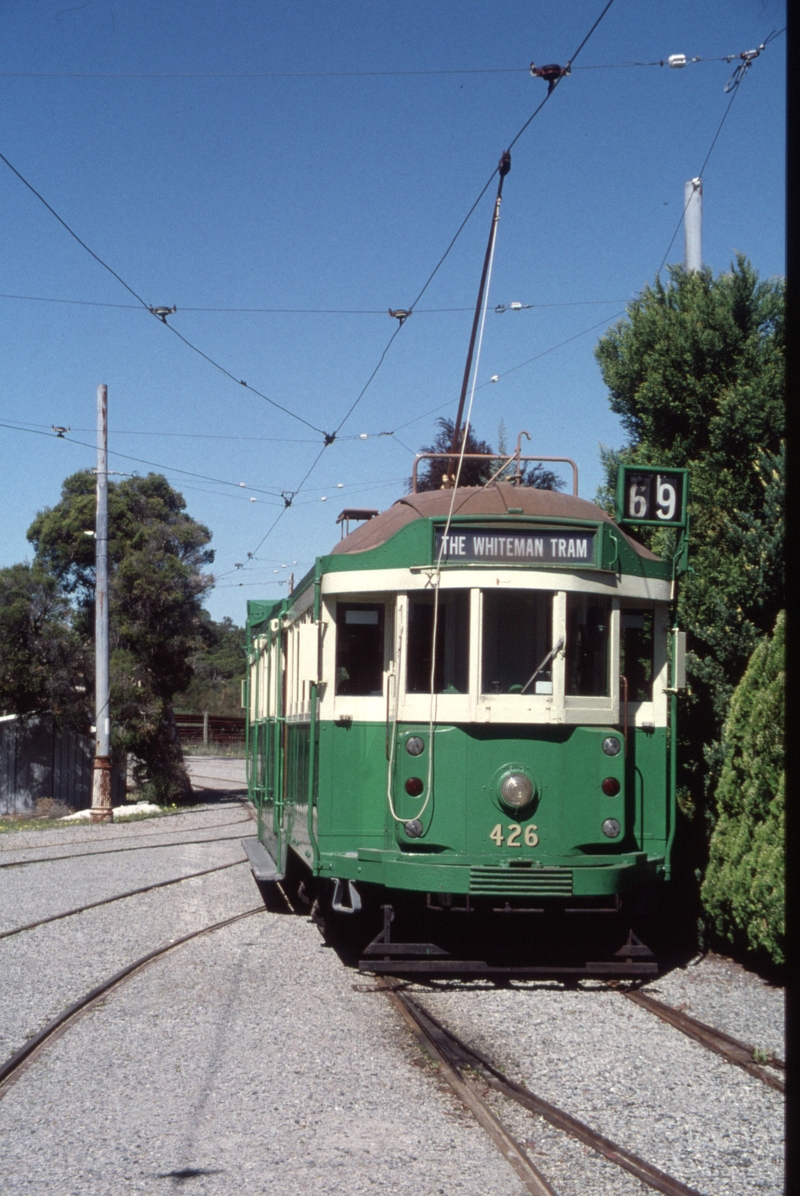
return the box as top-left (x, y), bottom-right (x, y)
top-left (411, 452), bottom-right (579, 496)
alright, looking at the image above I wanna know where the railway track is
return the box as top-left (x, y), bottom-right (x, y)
top-left (0, 857), bottom-right (249, 941)
top-left (0, 905), bottom-right (266, 1099)
top-left (381, 981), bottom-right (705, 1196)
top-left (620, 987), bottom-right (785, 1093)
top-left (0, 824), bottom-right (253, 870)
top-left (0, 807), bottom-right (253, 857)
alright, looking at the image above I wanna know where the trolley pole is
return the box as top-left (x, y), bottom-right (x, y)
top-left (448, 149), bottom-right (511, 480)
top-left (684, 177), bottom-right (702, 272)
top-left (90, 383), bottom-right (113, 822)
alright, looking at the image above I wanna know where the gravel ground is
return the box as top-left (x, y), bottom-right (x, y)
top-left (0, 845), bottom-right (253, 1061)
top-left (184, 756), bottom-right (247, 795)
top-left (0, 803), bottom-right (784, 1196)
top-left (0, 819), bottom-right (525, 1196)
top-left (414, 964), bottom-right (784, 1196)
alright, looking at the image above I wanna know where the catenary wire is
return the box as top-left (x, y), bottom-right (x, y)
top-left (0, 420), bottom-right (287, 499)
top-left (2, 0), bottom-right (616, 494)
top-left (0, 150), bottom-right (329, 437)
top-left (0, 291), bottom-right (627, 314)
top-left (655, 30), bottom-right (770, 275)
top-left (0, 36), bottom-right (782, 80)
top-left (327, 0), bottom-right (618, 442)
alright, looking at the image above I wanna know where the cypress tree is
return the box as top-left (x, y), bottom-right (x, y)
top-left (701, 611), bottom-right (784, 965)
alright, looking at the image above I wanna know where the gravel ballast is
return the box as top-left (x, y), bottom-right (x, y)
top-left (0, 852), bottom-right (525, 1194)
top-left (415, 965), bottom-right (784, 1196)
top-left (0, 803), bottom-right (784, 1195)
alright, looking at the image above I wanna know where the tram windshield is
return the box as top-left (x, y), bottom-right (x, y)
top-left (566, 594), bottom-right (611, 696)
top-left (482, 591), bottom-right (553, 695)
top-left (621, 607), bottom-right (655, 702)
top-left (407, 590), bottom-right (469, 694)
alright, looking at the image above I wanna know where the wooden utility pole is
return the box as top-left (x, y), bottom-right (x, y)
top-left (90, 383), bottom-right (113, 822)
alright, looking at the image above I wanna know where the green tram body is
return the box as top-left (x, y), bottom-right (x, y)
top-left (245, 483), bottom-right (680, 910)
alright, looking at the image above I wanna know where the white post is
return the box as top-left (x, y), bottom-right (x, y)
top-left (684, 178), bottom-right (702, 272)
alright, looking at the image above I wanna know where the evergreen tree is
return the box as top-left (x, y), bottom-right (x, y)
top-left (175, 616), bottom-right (247, 716)
top-left (415, 418), bottom-right (562, 491)
top-left (27, 472), bottom-right (215, 802)
top-left (701, 612), bottom-right (784, 967)
top-left (0, 563), bottom-right (90, 727)
top-left (595, 258), bottom-right (784, 844)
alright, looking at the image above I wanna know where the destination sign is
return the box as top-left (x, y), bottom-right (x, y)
top-left (435, 527), bottom-right (596, 565)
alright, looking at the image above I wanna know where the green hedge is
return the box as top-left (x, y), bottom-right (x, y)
top-left (701, 611), bottom-right (784, 965)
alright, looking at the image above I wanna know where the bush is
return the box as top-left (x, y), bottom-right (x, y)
top-left (701, 611), bottom-right (784, 965)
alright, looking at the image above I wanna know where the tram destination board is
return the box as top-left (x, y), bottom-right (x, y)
top-left (616, 465), bottom-right (688, 528)
top-left (435, 526), bottom-right (596, 564)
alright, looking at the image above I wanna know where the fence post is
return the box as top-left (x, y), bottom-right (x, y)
top-left (203, 711), bottom-right (209, 747)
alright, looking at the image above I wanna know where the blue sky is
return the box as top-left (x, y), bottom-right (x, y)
top-left (0, 1), bottom-right (785, 623)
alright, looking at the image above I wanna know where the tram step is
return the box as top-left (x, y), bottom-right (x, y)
top-left (242, 837), bottom-right (283, 882)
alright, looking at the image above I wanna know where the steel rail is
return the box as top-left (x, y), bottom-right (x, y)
top-left (0, 828), bottom-right (252, 870)
top-left (0, 905), bottom-right (266, 1099)
top-left (380, 980), bottom-right (558, 1195)
top-left (0, 810), bottom-right (253, 856)
top-left (389, 987), bottom-right (704, 1196)
top-left (622, 988), bottom-right (785, 1093)
top-left (0, 857), bottom-right (248, 940)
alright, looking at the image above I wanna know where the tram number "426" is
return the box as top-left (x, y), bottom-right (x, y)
top-left (489, 823), bottom-right (539, 847)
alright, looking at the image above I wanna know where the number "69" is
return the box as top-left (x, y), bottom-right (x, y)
top-left (489, 823), bottom-right (539, 847)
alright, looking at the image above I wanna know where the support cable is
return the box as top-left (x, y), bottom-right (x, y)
top-left (0, 149), bottom-right (328, 437)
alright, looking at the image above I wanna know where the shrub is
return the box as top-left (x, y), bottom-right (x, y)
top-left (701, 611), bottom-right (784, 965)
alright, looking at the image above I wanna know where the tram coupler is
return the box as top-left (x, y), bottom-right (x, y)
top-left (331, 878), bottom-right (362, 914)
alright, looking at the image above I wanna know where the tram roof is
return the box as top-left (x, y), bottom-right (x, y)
top-left (329, 482), bottom-right (658, 559)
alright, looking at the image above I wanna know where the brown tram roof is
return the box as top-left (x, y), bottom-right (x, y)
top-left (329, 481), bottom-right (658, 559)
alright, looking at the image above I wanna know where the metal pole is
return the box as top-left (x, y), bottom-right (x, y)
top-left (684, 177), bottom-right (702, 272)
top-left (448, 150), bottom-right (512, 481)
top-left (90, 383), bottom-right (113, 822)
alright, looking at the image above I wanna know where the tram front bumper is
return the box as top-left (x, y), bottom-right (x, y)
top-left (317, 850), bottom-right (663, 896)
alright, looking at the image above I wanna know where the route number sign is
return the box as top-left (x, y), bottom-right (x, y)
top-left (616, 466), bottom-right (688, 529)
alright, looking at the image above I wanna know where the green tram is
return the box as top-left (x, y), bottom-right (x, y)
top-left (244, 460), bottom-right (689, 976)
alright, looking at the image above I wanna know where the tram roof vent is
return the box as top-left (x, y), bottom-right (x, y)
top-left (336, 508), bottom-right (380, 539)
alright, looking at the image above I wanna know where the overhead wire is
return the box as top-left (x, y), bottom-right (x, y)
top-left (330, 0), bottom-right (618, 439)
top-left (655, 27), bottom-right (779, 275)
top-left (0, 149), bottom-right (329, 438)
top-left (0, 290), bottom-right (626, 314)
top-left (379, 22), bottom-right (782, 440)
top-left (235, 0), bottom-right (620, 567)
top-left (0, 419), bottom-right (287, 500)
top-left (0, 35), bottom-right (782, 81)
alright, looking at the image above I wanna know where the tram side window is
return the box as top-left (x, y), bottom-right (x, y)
top-left (407, 590), bottom-right (469, 694)
top-left (482, 591), bottom-right (553, 695)
top-left (620, 608), bottom-right (655, 702)
top-left (335, 603), bottom-right (385, 696)
top-left (566, 594), bottom-right (611, 697)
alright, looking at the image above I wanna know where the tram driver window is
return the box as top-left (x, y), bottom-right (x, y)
top-left (335, 603), bottom-right (385, 696)
top-left (566, 594), bottom-right (611, 697)
top-left (620, 608), bottom-right (655, 702)
top-left (407, 590), bottom-right (469, 694)
top-left (482, 591), bottom-right (553, 695)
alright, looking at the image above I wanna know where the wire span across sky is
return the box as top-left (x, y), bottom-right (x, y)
top-left (0, 2), bottom-right (785, 623)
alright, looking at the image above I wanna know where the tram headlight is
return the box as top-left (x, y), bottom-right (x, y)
top-left (405, 736), bottom-right (425, 756)
top-left (602, 737), bottom-right (621, 756)
top-left (404, 819), bottom-right (424, 838)
top-left (500, 773), bottom-right (534, 809)
top-left (602, 818), bottom-right (621, 838)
